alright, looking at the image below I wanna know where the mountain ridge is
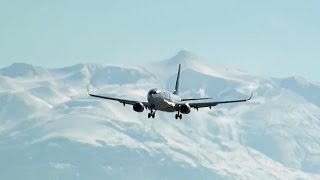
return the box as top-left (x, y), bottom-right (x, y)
top-left (0, 51), bottom-right (320, 179)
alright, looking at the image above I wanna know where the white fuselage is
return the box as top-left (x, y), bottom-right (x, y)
top-left (147, 88), bottom-right (181, 112)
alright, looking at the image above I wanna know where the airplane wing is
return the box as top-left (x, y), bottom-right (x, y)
top-left (88, 93), bottom-right (148, 106)
top-left (87, 85), bottom-right (149, 107)
top-left (183, 91), bottom-right (253, 109)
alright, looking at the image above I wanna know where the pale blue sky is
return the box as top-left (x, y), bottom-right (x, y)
top-left (0, 0), bottom-right (319, 79)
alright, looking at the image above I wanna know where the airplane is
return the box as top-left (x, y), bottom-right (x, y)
top-left (88, 64), bottom-right (253, 119)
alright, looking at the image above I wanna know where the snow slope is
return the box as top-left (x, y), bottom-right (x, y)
top-left (0, 51), bottom-right (320, 179)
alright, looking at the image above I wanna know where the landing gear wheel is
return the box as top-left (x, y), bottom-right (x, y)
top-left (175, 113), bottom-right (182, 119)
top-left (148, 110), bottom-right (156, 119)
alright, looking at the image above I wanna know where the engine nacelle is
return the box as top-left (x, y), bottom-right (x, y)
top-left (133, 102), bottom-right (144, 112)
top-left (180, 104), bottom-right (191, 114)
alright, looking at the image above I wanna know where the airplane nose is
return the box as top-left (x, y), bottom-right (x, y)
top-left (148, 93), bottom-right (156, 99)
top-left (148, 93), bottom-right (159, 101)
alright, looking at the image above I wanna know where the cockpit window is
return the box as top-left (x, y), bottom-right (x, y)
top-left (148, 89), bottom-right (160, 95)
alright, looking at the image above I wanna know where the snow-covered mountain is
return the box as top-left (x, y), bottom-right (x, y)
top-left (1, 51), bottom-right (320, 179)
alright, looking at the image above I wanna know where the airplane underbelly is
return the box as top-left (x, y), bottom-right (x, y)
top-left (157, 104), bottom-right (175, 112)
top-left (149, 96), bottom-right (176, 112)
top-left (154, 100), bottom-right (175, 112)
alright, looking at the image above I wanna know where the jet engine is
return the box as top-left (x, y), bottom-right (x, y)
top-left (180, 104), bottom-right (191, 114)
top-left (133, 102), bottom-right (144, 112)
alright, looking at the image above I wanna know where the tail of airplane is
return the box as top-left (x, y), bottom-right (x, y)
top-left (173, 64), bottom-right (181, 95)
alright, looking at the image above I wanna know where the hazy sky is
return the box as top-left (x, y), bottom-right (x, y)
top-left (0, 0), bottom-right (319, 79)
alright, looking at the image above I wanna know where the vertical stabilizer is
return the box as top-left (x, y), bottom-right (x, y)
top-left (173, 64), bottom-right (181, 95)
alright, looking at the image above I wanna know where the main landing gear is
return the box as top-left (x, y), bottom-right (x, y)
top-left (148, 109), bottom-right (156, 118)
top-left (148, 112), bottom-right (155, 118)
top-left (175, 112), bottom-right (182, 119)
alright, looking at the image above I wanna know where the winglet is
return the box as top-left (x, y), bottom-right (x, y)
top-left (247, 91), bottom-right (254, 101)
top-left (87, 84), bottom-right (90, 94)
top-left (173, 64), bottom-right (181, 95)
